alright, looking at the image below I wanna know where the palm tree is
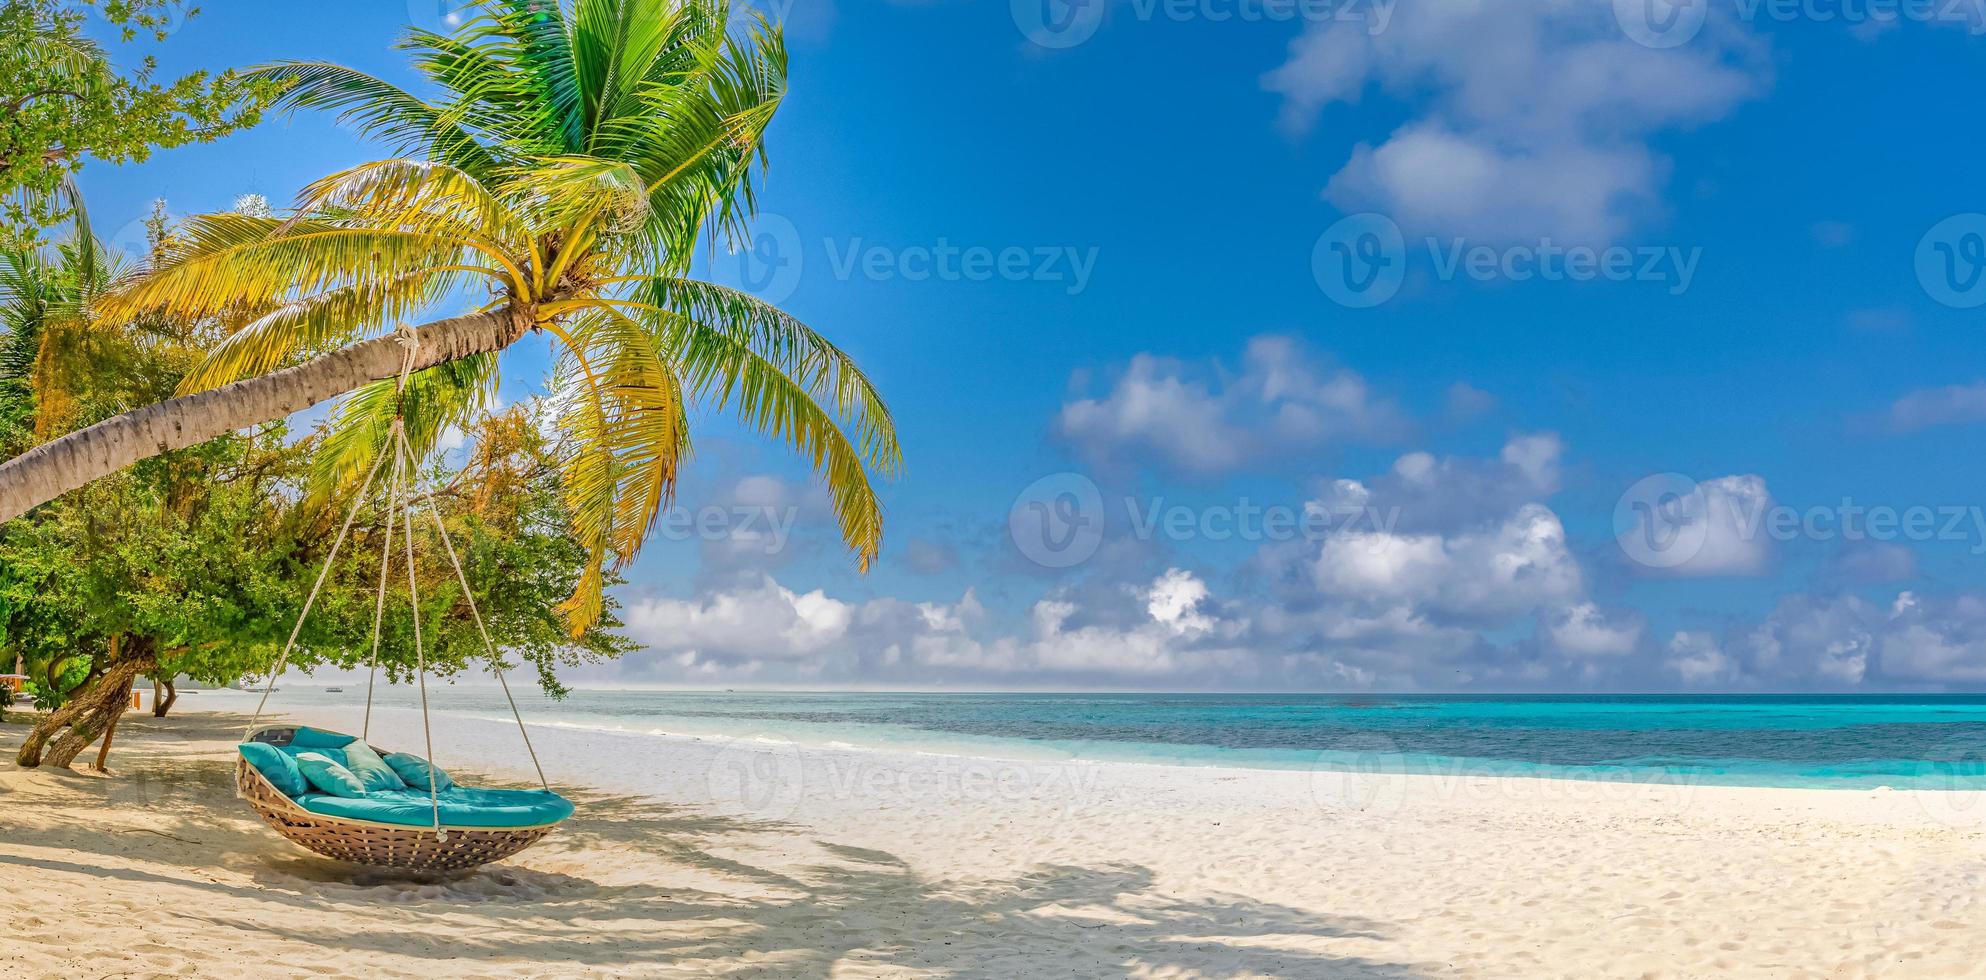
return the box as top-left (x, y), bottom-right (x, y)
top-left (0, 0), bottom-right (899, 630)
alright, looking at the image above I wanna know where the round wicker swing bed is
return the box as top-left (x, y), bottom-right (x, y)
top-left (234, 335), bottom-right (574, 873)
top-left (236, 727), bottom-right (565, 872)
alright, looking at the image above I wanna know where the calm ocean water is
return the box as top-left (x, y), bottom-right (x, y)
top-left (255, 689), bottom-right (1986, 790)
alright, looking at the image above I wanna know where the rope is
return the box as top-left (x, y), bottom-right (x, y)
top-left (242, 447), bottom-right (390, 743)
top-left (395, 426), bottom-right (446, 842)
top-left (408, 448), bottom-right (551, 791)
top-left (392, 322), bottom-right (420, 397)
top-left (244, 322), bottom-right (422, 743)
top-left (360, 435), bottom-right (403, 741)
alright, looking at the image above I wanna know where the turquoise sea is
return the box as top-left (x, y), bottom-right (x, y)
top-left (264, 690), bottom-right (1986, 790)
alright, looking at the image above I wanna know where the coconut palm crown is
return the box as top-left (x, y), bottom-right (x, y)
top-left (95, 0), bottom-right (900, 633)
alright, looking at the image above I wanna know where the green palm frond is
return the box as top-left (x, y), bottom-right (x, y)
top-left (646, 278), bottom-right (898, 476)
top-left (245, 62), bottom-right (499, 178)
top-left (90, 0), bottom-right (897, 635)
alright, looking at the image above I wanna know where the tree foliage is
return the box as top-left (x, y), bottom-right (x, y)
top-left (0, 0), bottom-right (280, 244)
top-left (94, 0), bottom-right (900, 637)
top-left (0, 218), bottom-right (632, 762)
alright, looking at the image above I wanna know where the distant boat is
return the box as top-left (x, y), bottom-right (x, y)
top-left (325, 687), bottom-right (344, 693)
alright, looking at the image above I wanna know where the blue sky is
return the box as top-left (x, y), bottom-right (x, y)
top-left (80, 0), bottom-right (1986, 691)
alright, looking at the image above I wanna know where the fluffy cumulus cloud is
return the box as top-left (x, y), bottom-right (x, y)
top-left (1056, 335), bottom-right (1406, 474)
top-left (1256, 435), bottom-right (1641, 685)
top-left (1263, 0), bottom-right (1766, 242)
top-left (1313, 503), bottom-right (1582, 618)
top-left (1312, 432), bottom-right (1563, 533)
top-left (612, 570), bottom-right (1256, 687)
top-left (1664, 591), bottom-right (1986, 689)
top-left (1616, 473), bottom-right (1773, 578)
top-left (1544, 602), bottom-right (1645, 658)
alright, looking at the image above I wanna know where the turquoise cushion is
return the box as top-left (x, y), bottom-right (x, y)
top-left (295, 787), bottom-right (574, 828)
top-left (277, 744), bottom-right (346, 768)
top-left (339, 740), bottom-right (407, 793)
top-left (290, 726), bottom-right (356, 749)
top-left (239, 742), bottom-right (308, 797)
top-left (383, 752), bottom-right (454, 793)
top-left (295, 751), bottom-right (368, 798)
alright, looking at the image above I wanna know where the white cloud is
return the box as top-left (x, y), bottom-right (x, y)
top-left (1884, 382), bottom-right (1986, 433)
top-left (1544, 602), bottom-right (1644, 657)
top-left (1665, 631), bottom-right (1738, 686)
top-left (1312, 433), bottom-right (1563, 534)
top-left (1876, 592), bottom-right (1986, 684)
top-left (1679, 591), bottom-right (1986, 689)
top-left (1314, 503), bottom-right (1582, 618)
top-left (1056, 335), bottom-right (1405, 474)
top-left (624, 577), bottom-right (852, 665)
top-left (1446, 381), bottom-right (1496, 420)
top-left (1264, 1), bottom-right (1766, 242)
top-left (1619, 474), bottom-right (1773, 577)
top-left (1323, 124), bottom-right (1660, 244)
top-left (1146, 568), bottom-right (1214, 636)
top-left (1740, 594), bottom-right (1874, 686)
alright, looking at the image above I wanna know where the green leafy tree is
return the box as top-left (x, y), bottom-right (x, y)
top-left (0, 219), bottom-right (631, 769)
top-left (0, 0), bottom-right (279, 245)
top-left (0, 1), bottom-right (901, 633)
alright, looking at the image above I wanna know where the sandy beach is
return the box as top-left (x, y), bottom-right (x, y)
top-left (4, 697), bottom-right (1986, 978)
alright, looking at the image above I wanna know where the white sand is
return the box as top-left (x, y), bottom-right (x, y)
top-left (4, 694), bottom-right (1986, 978)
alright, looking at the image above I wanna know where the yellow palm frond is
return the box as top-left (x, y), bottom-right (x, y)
top-left (100, 215), bottom-right (492, 323)
top-left (177, 269), bottom-right (460, 394)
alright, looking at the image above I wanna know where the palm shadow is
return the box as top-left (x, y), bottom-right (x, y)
top-left (3, 711), bottom-right (1426, 978)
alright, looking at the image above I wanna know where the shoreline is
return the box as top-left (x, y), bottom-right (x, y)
top-left (201, 687), bottom-right (1986, 795)
top-left (6, 701), bottom-right (1986, 976)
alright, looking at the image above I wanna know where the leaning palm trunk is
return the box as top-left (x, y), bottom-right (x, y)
top-left (0, 307), bottom-right (528, 522)
top-left (4, 2), bottom-right (900, 637)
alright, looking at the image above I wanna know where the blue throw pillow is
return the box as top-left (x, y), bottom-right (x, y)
top-left (340, 740), bottom-right (407, 793)
top-left (295, 751), bottom-right (368, 798)
top-left (291, 726), bottom-right (357, 749)
top-left (239, 742), bottom-right (309, 797)
top-left (383, 752), bottom-right (455, 793)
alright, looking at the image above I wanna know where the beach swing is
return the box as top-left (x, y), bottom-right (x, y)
top-left (234, 331), bottom-right (573, 872)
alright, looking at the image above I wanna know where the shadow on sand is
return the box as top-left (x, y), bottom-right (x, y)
top-left (0, 711), bottom-right (1424, 978)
